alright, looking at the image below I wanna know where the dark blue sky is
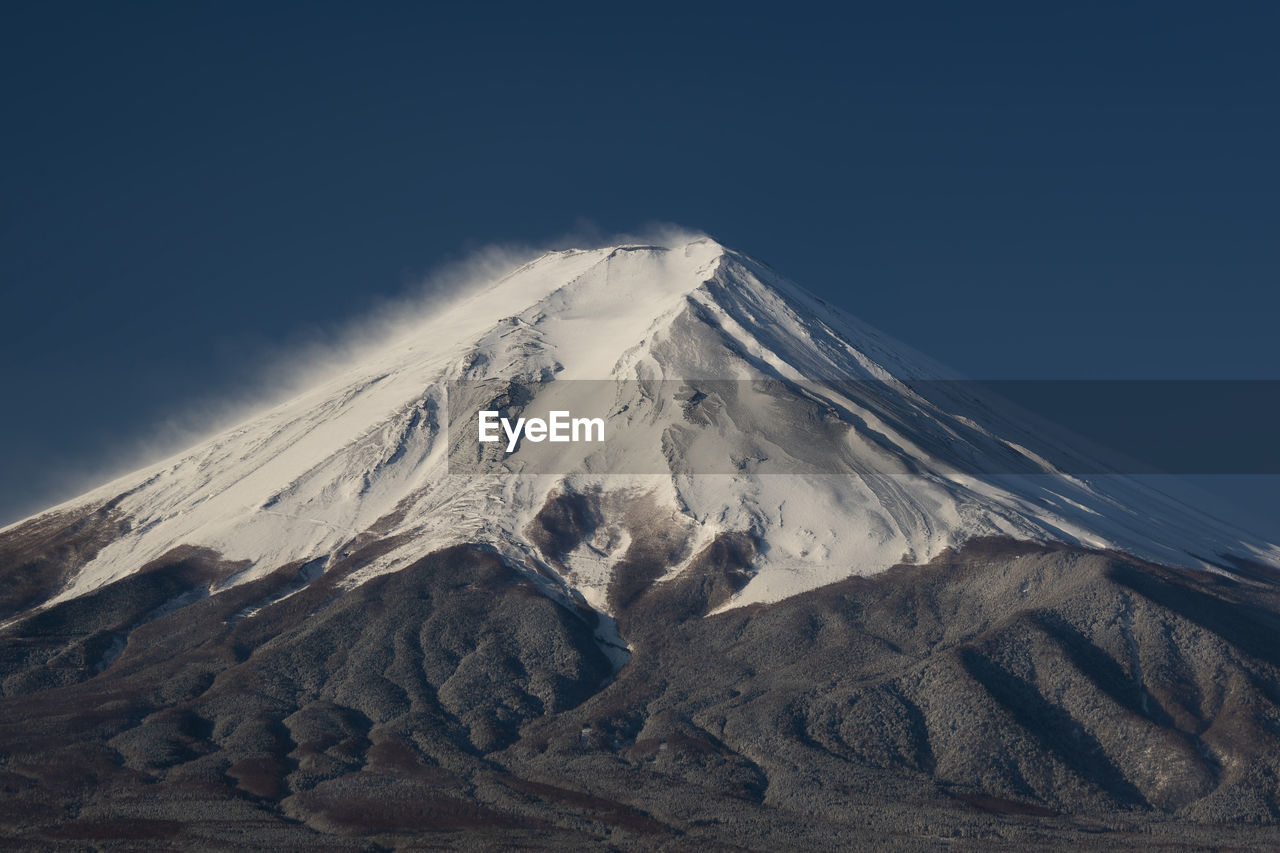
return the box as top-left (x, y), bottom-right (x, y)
top-left (2, 1), bottom-right (1278, 526)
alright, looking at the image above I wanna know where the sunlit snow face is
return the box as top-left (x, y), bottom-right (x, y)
top-left (24, 238), bottom-right (1280, 616)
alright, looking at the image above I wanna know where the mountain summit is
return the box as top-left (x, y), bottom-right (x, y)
top-left (8, 237), bottom-right (1275, 618)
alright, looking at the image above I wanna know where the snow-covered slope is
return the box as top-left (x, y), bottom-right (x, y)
top-left (12, 237), bottom-right (1279, 614)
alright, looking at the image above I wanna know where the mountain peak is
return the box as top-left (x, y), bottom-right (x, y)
top-left (7, 239), bottom-right (1278, 619)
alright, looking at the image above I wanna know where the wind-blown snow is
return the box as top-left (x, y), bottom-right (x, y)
top-left (15, 237), bottom-right (1280, 614)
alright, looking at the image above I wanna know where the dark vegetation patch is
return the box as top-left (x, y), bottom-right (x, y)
top-left (1, 535), bottom-right (1280, 847)
top-left (0, 497), bottom-right (133, 619)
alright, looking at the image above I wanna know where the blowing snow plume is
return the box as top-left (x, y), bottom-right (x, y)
top-left (1, 227), bottom-right (710, 529)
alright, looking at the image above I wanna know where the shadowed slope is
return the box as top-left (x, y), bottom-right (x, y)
top-left (1, 537), bottom-right (1279, 847)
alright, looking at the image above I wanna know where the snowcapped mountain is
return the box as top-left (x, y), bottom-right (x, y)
top-left (8, 235), bottom-right (1276, 620)
top-left (8, 235), bottom-right (1280, 847)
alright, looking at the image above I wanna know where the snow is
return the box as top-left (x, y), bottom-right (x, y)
top-left (17, 236), bottom-right (1280, 615)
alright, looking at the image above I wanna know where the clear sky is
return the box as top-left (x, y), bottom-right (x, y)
top-left (2, 1), bottom-right (1277, 527)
